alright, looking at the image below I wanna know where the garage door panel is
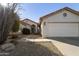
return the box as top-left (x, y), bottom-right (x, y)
top-left (47, 23), bottom-right (78, 37)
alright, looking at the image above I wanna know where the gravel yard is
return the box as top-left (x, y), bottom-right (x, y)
top-left (0, 35), bottom-right (63, 56)
top-left (0, 41), bottom-right (62, 56)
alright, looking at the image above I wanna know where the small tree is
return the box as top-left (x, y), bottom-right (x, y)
top-left (12, 13), bottom-right (20, 32)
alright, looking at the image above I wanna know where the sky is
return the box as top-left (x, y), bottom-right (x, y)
top-left (18, 3), bottom-right (79, 22)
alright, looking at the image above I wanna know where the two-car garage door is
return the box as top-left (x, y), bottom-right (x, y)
top-left (46, 23), bottom-right (79, 37)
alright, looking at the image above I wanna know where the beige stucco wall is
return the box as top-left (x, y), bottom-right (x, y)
top-left (24, 20), bottom-right (38, 33)
top-left (19, 24), bottom-right (31, 32)
top-left (42, 10), bottom-right (79, 23)
top-left (41, 10), bottom-right (79, 37)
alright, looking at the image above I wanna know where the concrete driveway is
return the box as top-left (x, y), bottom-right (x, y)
top-left (47, 37), bottom-right (79, 47)
top-left (47, 37), bottom-right (79, 56)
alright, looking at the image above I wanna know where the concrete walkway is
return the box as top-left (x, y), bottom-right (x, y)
top-left (21, 38), bottom-right (79, 56)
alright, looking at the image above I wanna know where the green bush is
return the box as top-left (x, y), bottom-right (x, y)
top-left (12, 20), bottom-right (20, 32)
top-left (11, 33), bottom-right (18, 39)
top-left (12, 13), bottom-right (20, 32)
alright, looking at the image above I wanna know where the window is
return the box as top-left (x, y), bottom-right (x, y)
top-left (63, 13), bottom-right (67, 17)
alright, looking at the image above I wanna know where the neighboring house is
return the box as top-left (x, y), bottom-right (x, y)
top-left (19, 21), bottom-right (31, 33)
top-left (40, 7), bottom-right (79, 37)
top-left (23, 19), bottom-right (40, 34)
top-left (20, 19), bottom-right (40, 34)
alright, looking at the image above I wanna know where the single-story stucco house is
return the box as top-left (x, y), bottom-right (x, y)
top-left (20, 19), bottom-right (40, 34)
top-left (40, 7), bottom-right (79, 37)
top-left (23, 19), bottom-right (40, 34)
top-left (19, 20), bottom-right (31, 33)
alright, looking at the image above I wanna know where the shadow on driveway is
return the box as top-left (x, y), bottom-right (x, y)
top-left (47, 37), bottom-right (79, 47)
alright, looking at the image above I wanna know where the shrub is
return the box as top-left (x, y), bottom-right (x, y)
top-left (10, 33), bottom-right (18, 39)
top-left (22, 28), bottom-right (30, 35)
top-left (12, 20), bottom-right (20, 32)
top-left (11, 34), bottom-right (18, 39)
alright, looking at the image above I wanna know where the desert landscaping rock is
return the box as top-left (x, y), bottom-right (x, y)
top-left (0, 35), bottom-right (62, 56)
top-left (9, 41), bottom-right (62, 56)
top-left (1, 43), bottom-right (15, 52)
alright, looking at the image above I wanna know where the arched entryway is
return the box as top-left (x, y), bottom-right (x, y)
top-left (31, 24), bottom-right (36, 34)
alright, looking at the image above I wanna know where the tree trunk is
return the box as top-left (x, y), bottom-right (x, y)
top-left (0, 4), bottom-right (16, 44)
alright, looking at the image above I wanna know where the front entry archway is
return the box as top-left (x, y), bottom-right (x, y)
top-left (31, 24), bottom-right (36, 34)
